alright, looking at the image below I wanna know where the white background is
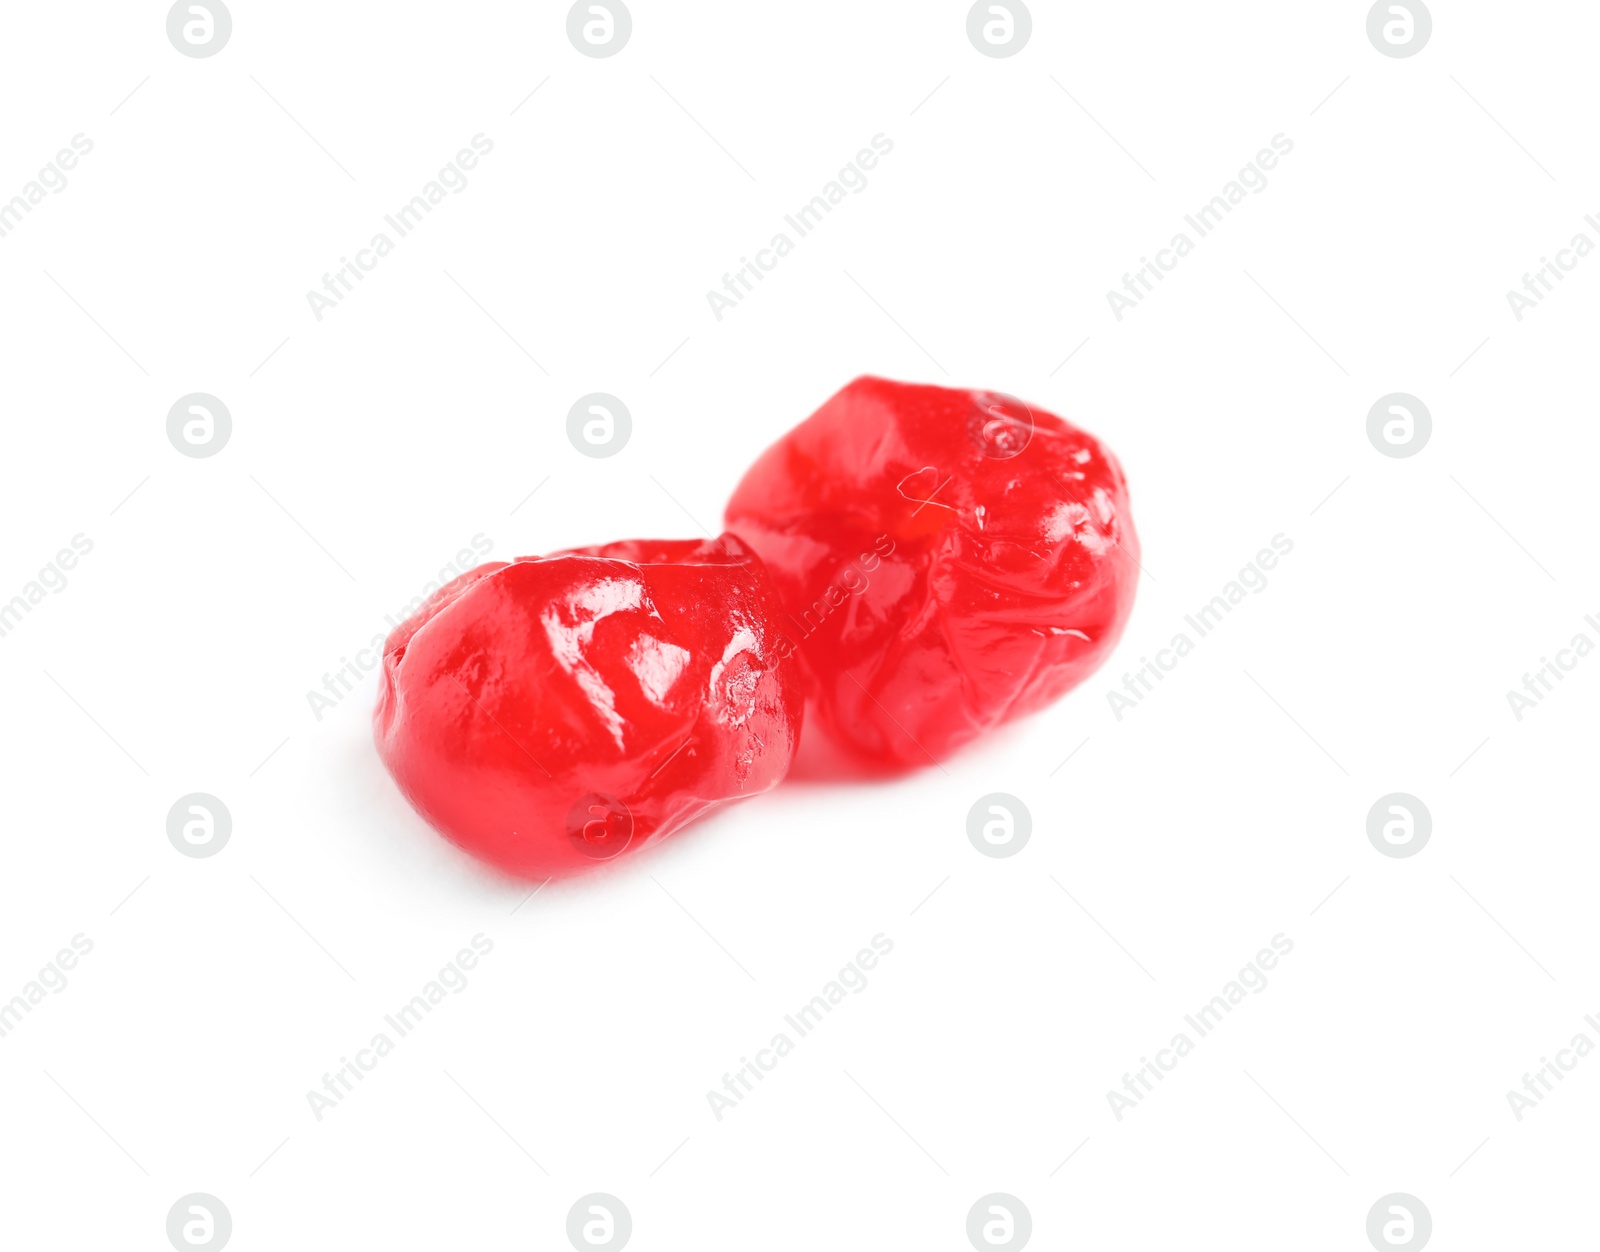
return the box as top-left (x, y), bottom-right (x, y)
top-left (1, 1), bottom-right (1595, 1248)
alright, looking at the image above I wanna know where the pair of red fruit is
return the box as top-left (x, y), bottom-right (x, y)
top-left (375, 377), bottom-right (1140, 878)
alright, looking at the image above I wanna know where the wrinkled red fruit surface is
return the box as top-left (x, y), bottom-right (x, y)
top-left (374, 534), bottom-right (802, 878)
top-left (725, 376), bottom-right (1139, 774)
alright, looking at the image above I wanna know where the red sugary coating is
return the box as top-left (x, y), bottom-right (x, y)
top-left (374, 533), bottom-right (802, 878)
top-left (724, 376), bottom-right (1139, 773)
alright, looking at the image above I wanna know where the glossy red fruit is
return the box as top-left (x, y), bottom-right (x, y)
top-left (725, 376), bottom-right (1139, 773)
top-left (374, 534), bottom-right (802, 878)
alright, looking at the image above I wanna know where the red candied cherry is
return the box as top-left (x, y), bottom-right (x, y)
top-left (724, 376), bottom-right (1139, 773)
top-left (374, 534), bottom-right (802, 878)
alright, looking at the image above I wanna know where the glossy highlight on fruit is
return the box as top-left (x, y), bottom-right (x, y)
top-left (725, 376), bottom-right (1139, 773)
top-left (374, 534), bottom-right (802, 878)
